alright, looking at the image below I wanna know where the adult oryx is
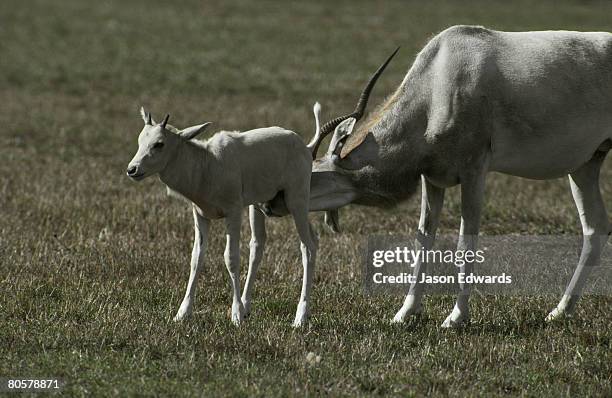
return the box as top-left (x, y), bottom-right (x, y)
top-left (304, 25), bottom-right (612, 327)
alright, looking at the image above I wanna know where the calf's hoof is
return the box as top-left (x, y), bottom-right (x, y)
top-left (292, 317), bottom-right (308, 328)
top-left (241, 297), bottom-right (252, 317)
top-left (292, 301), bottom-right (309, 328)
top-left (230, 302), bottom-right (246, 326)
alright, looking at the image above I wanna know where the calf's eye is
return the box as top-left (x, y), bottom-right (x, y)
top-left (153, 142), bottom-right (164, 149)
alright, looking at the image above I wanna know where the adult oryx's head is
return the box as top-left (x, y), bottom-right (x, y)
top-left (126, 109), bottom-right (212, 180)
top-left (307, 48), bottom-right (399, 232)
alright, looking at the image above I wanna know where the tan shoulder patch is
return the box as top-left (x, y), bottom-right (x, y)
top-left (340, 129), bottom-right (369, 158)
top-left (340, 90), bottom-right (400, 159)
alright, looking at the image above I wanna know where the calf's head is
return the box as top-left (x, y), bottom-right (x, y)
top-left (126, 108), bottom-right (212, 180)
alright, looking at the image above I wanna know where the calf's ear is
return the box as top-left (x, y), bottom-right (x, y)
top-left (180, 122), bottom-right (213, 140)
top-left (140, 106), bottom-right (154, 125)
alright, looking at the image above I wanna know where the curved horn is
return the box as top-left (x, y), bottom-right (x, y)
top-left (161, 114), bottom-right (170, 129)
top-left (351, 46), bottom-right (400, 120)
top-left (310, 47), bottom-right (400, 159)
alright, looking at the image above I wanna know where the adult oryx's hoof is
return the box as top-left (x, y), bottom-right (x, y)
top-left (545, 307), bottom-right (572, 322)
top-left (391, 305), bottom-right (423, 324)
top-left (173, 302), bottom-right (193, 322)
top-left (441, 307), bottom-right (469, 328)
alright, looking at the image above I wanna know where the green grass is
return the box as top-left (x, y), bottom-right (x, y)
top-left (1, 0), bottom-right (611, 396)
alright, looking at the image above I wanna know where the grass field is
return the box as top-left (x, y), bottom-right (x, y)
top-left (1, 0), bottom-right (611, 396)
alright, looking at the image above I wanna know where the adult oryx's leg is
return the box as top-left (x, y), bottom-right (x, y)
top-left (392, 176), bottom-right (445, 323)
top-left (285, 188), bottom-right (318, 327)
top-left (547, 152), bottom-right (610, 321)
top-left (225, 211), bottom-right (246, 325)
top-left (442, 163), bottom-right (488, 328)
top-left (174, 206), bottom-right (210, 321)
top-left (241, 205), bottom-right (267, 316)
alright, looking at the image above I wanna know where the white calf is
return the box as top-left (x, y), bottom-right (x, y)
top-left (127, 109), bottom-right (317, 327)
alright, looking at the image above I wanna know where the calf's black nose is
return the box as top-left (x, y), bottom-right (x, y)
top-left (127, 166), bottom-right (137, 176)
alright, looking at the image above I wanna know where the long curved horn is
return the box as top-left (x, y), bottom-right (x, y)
top-left (310, 47), bottom-right (400, 159)
top-left (351, 46), bottom-right (400, 120)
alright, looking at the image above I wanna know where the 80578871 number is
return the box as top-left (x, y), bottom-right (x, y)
top-left (3, 378), bottom-right (63, 391)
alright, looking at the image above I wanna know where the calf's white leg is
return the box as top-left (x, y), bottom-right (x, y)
top-left (547, 152), bottom-right (610, 321)
top-left (174, 205), bottom-right (209, 321)
top-left (285, 190), bottom-right (318, 327)
top-left (393, 176), bottom-right (445, 323)
top-left (241, 205), bottom-right (267, 316)
top-left (225, 211), bottom-right (246, 325)
top-left (442, 161), bottom-right (488, 328)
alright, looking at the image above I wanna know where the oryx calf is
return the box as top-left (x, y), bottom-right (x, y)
top-left (126, 109), bottom-right (317, 327)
